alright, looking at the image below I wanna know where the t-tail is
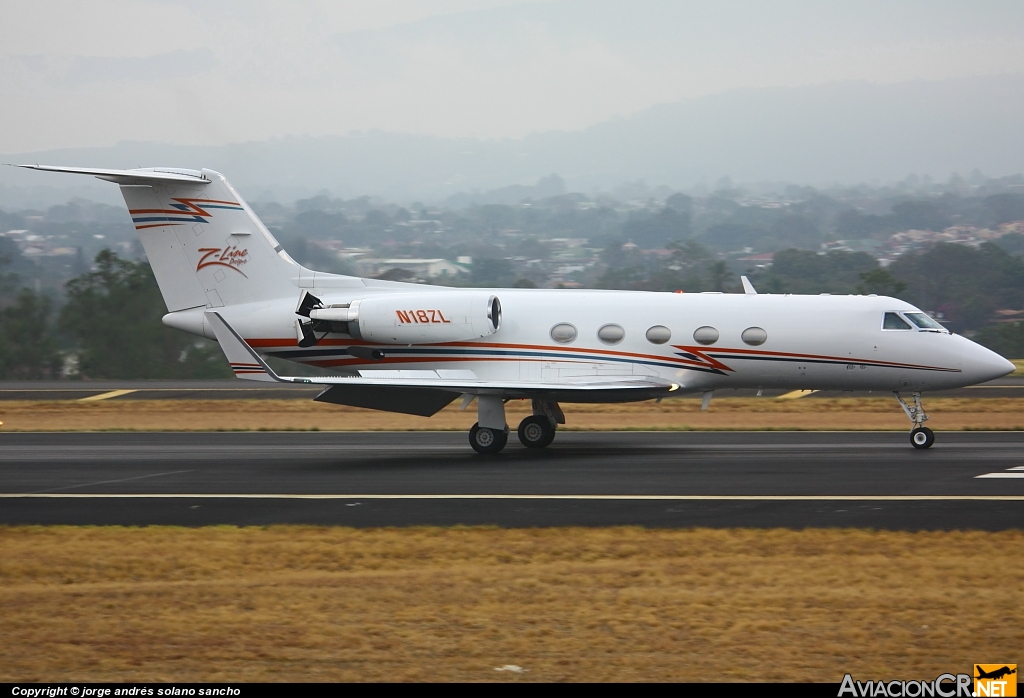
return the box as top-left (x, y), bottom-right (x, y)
top-left (11, 165), bottom-right (305, 313)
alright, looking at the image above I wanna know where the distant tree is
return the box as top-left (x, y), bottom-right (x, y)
top-left (834, 209), bottom-right (892, 238)
top-left (856, 269), bottom-right (907, 297)
top-left (707, 260), bottom-right (731, 292)
top-left (513, 278), bottom-right (537, 288)
top-left (375, 268), bottom-right (415, 282)
top-left (0, 236), bottom-right (22, 297)
top-left (599, 240), bottom-right (644, 270)
top-left (61, 250), bottom-right (231, 379)
top-left (534, 174), bottom-right (565, 198)
top-left (770, 215), bottom-right (821, 248)
top-left (473, 205), bottom-right (518, 234)
top-left (514, 237), bottom-right (550, 260)
top-left (665, 193), bottom-right (693, 214)
top-left (766, 250), bottom-right (878, 294)
top-left (293, 209), bottom-right (347, 238)
top-left (890, 200), bottom-right (950, 231)
top-left (621, 208), bottom-right (691, 248)
top-left (701, 223), bottom-right (758, 252)
top-left (888, 243), bottom-right (1024, 332)
top-left (469, 258), bottom-right (515, 288)
top-left (984, 193), bottom-right (1024, 226)
top-left (974, 322), bottom-right (1024, 360)
top-left (0, 288), bottom-right (61, 379)
top-left (994, 232), bottom-right (1024, 256)
top-left (595, 266), bottom-right (647, 290)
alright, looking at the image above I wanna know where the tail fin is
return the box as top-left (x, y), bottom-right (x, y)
top-left (122, 168), bottom-right (300, 311)
top-left (12, 165), bottom-right (300, 312)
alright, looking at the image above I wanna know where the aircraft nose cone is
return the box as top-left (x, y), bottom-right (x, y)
top-left (964, 344), bottom-right (1016, 384)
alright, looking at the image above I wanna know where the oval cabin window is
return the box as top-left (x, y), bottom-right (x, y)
top-left (693, 326), bottom-right (719, 346)
top-left (550, 323), bottom-right (578, 344)
top-left (646, 325), bottom-right (671, 344)
top-left (741, 327), bottom-right (768, 346)
top-left (597, 324), bottom-right (625, 345)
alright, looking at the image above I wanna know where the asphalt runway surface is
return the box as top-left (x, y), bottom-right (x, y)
top-left (0, 377), bottom-right (1022, 400)
top-left (1, 431), bottom-right (1022, 528)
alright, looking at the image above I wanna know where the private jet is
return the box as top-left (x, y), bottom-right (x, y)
top-left (14, 165), bottom-right (1015, 452)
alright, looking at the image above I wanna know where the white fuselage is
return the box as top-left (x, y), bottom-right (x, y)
top-left (192, 287), bottom-right (1012, 396)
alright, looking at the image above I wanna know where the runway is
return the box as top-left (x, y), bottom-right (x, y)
top-left (1, 377), bottom-right (1022, 400)
top-left (1, 431), bottom-right (1022, 528)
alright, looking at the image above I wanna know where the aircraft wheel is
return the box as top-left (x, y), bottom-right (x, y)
top-left (469, 423), bottom-right (508, 454)
top-left (910, 426), bottom-right (935, 449)
top-left (518, 415), bottom-right (555, 448)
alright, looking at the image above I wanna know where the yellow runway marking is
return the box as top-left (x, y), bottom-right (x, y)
top-left (776, 390), bottom-right (818, 400)
top-left (78, 389), bottom-right (138, 402)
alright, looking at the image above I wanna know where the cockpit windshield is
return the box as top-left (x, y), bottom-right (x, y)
top-left (904, 312), bottom-right (946, 331)
top-left (883, 312), bottom-right (912, 330)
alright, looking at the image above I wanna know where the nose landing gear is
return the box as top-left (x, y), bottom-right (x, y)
top-left (894, 391), bottom-right (934, 449)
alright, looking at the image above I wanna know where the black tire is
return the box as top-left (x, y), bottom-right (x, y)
top-left (910, 426), bottom-right (935, 449)
top-left (517, 415), bottom-right (556, 449)
top-left (469, 422), bottom-right (508, 454)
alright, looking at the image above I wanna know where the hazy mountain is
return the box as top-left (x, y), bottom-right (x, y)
top-left (3, 74), bottom-right (1023, 208)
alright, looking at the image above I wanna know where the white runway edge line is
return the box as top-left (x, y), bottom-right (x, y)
top-left (975, 465), bottom-right (1024, 478)
top-left (1, 494), bottom-right (1024, 501)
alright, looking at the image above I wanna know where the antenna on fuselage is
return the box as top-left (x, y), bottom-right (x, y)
top-left (740, 276), bottom-right (757, 295)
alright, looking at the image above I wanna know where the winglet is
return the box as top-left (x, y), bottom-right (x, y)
top-left (205, 310), bottom-right (288, 383)
top-left (741, 276), bottom-right (757, 295)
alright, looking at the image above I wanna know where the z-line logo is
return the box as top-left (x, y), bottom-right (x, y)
top-left (396, 309), bottom-right (452, 324)
top-left (197, 246), bottom-right (250, 276)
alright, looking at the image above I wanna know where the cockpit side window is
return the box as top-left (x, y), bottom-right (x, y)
top-left (882, 312), bottom-right (912, 330)
top-left (904, 312), bottom-right (945, 331)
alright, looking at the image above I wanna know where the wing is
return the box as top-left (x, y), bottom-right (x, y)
top-left (205, 311), bottom-right (681, 414)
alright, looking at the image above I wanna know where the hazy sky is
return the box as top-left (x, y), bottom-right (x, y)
top-left (3, 0), bottom-right (1024, 153)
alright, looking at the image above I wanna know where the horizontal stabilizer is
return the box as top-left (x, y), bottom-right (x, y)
top-left (9, 164), bottom-right (210, 185)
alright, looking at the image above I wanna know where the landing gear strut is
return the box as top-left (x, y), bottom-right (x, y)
top-left (894, 391), bottom-right (934, 449)
top-left (517, 400), bottom-right (563, 449)
top-left (469, 395), bottom-right (509, 454)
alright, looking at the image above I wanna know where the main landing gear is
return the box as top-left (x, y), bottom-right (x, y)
top-left (467, 397), bottom-right (564, 454)
top-left (469, 422), bottom-right (508, 454)
top-left (894, 391), bottom-right (935, 449)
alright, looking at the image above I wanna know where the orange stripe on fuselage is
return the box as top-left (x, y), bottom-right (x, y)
top-left (240, 338), bottom-right (954, 373)
top-left (689, 344), bottom-right (955, 372)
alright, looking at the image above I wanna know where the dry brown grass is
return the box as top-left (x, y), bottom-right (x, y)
top-left (1, 526), bottom-right (1021, 682)
top-left (1, 397), bottom-right (1023, 431)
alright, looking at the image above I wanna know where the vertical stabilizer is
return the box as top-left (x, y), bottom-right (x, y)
top-left (119, 168), bottom-right (298, 311)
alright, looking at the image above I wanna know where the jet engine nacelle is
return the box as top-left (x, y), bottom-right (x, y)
top-left (310, 292), bottom-right (501, 344)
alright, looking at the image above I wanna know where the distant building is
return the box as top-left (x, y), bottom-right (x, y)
top-left (354, 258), bottom-right (470, 280)
top-left (992, 309), bottom-right (1024, 324)
top-left (737, 252), bottom-right (774, 267)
